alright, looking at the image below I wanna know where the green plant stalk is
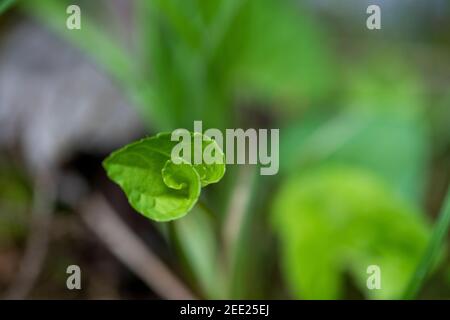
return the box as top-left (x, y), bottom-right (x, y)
top-left (403, 185), bottom-right (450, 299)
top-left (225, 166), bottom-right (264, 298)
top-left (0, 0), bottom-right (15, 14)
top-left (204, 0), bottom-right (246, 62)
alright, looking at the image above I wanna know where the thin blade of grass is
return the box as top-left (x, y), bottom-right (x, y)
top-left (403, 186), bottom-right (450, 299)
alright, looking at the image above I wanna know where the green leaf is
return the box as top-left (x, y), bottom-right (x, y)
top-left (281, 111), bottom-right (429, 205)
top-left (272, 166), bottom-right (430, 299)
top-left (103, 132), bottom-right (225, 222)
top-left (228, 0), bottom-right (333, 106)
top-left (343, 53), bottom-right (425, 120)
top-left (280, 56), bottom-right (429, 204)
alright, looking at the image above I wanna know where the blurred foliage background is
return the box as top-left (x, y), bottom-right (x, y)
top-left (0, 0), bottom-right (449, 299)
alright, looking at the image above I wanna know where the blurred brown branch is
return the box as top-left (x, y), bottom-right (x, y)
top-left (80, 194), bottom-right (196, 300)
top-left (4, 172), bottom-right (56, 299)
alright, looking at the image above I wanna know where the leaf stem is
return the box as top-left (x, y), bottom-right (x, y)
top-left (403, 185), bottom-right (450, 299)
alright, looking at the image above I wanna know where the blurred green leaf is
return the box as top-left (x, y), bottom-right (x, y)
top-left (282, 111), bottom-right (429, 204)
top-left (228, 0), bottom-right (333, 107)
top-left (272, 166), bottom-right (430, 299)
top-left (340, 55), bottom-right (429, 200)
top-left (146, 0), bottom-right (334, 129)
top-left (103, 132), bottom-right (225, 221)
top-left (281, 112), bottom-right (371, 171)
top-left (281, 56), bottom-right (429, 203)
top-left (343, 54), bottom-right (425, 120)
top-left (24, 0), bottom-right (334, 129)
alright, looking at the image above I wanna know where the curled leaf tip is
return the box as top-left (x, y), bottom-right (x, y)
top-left (103, 132), bottom-right (226, 222)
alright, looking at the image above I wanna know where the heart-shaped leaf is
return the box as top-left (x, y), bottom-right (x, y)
top-left (272, 166), bottom-right (430, 299)
top-left (103, 132), bottom-right (225, 221)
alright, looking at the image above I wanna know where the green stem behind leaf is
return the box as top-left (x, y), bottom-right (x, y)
top-left (403, 185), bottom-right (450, 299)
